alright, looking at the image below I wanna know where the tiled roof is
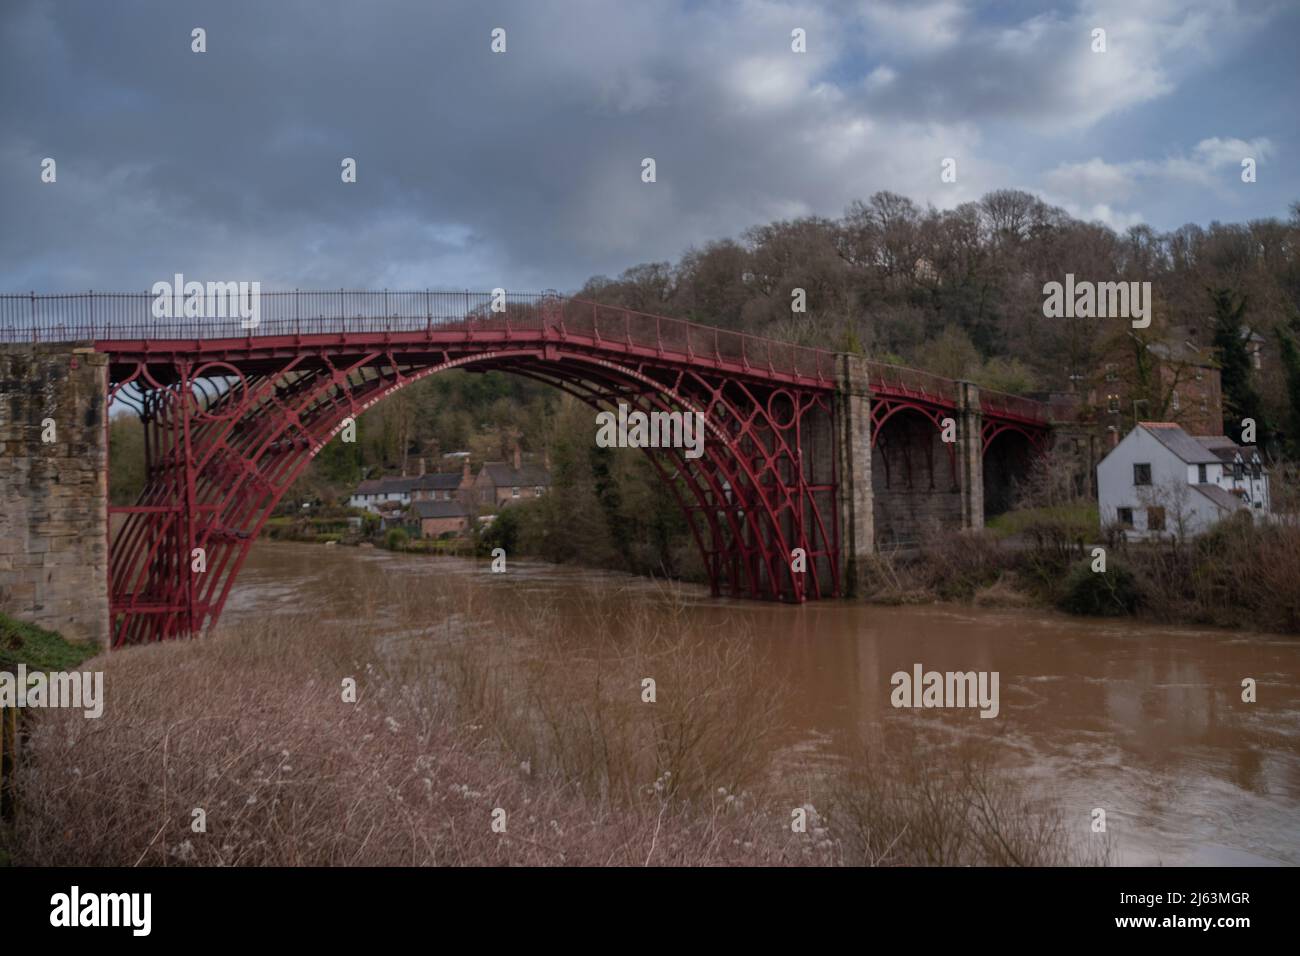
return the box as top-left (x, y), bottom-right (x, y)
top-left (1194, 436), bottom-right (1261, 465)
top-left (1193, 484), bottom-right (1247, 512)
top-left (410, 500), bottom-right (467, 519)
top-left (1138, 422), bottom-right (1220, 465)
top-left (353, 475), bottom-right (419, 496)
top-left (413, 472), bottom-right (464, 491)
top-left (480, 462), bottom-right (551, 487)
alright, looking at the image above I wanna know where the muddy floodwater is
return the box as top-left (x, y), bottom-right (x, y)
top-left (224, 541), bottom-right (1300, 866)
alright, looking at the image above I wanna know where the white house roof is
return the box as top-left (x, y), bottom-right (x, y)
top-left (1193, 484), bottom-right (1246, 513)
top-left (1194, 435), bottom-right (1259, 464)
top-left (1137, 422), bottom-right (1221, 465)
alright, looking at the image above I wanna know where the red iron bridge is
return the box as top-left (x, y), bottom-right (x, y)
top-left (1, 290), bottom-right (1057, 647)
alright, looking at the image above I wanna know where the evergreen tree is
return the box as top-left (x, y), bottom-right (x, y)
top-left (1277, 326), bottom-right (1300, 457)
top-left (1209, 287), bottom-right (1267, 444)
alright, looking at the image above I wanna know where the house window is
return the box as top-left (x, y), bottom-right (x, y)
top-left (512, 486), bottom-right (520, 498)
top-left (1107, 394), bottom-right (1120, 413)
top-left (1200, 397), bottom-right (1208, 412)
top-left (1117, 507), bottom-right (1134, 528)
top-left (1195, 367), bottom-right (1204, 381)
top-left (1104, 363), bottom-right (1117, 382)
top-left (1233, 463), bottom-right (1244, 480)
top-left (1171, 391), bottom-right (1180, 411)
top-left (1147, 507), bottom-right (1166, 532)
top-left (1197, 464), bottom-right (1207, 483)
top-left (1133, 463), bottom-right (1151, 486)
top-left (534, 486), bottom-right (543, 496)
top-left (1251, 462), bottom-right (1261, 480)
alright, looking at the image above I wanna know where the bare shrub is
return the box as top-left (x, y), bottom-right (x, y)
top-left (1122, 515), bottom-right (1300, 632)
top-left (916, 529), bottom-right (1011, 601)
top-left (827, 727), bottom-right (1114, 867)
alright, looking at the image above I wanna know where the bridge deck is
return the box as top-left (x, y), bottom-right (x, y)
top-left (0, 290), bottom-right (1049, 423)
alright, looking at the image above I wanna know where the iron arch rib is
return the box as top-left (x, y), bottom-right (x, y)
top-left (106, 340), bottom-right (842, 645)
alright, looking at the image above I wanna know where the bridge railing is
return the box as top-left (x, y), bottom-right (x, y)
top-left (556, 299), bottom-right (834, 382)
top-left (979, 386), bottom-right (1051, 425)
top-left (0, 293), bottom-right (1051, 413)
top-left (863, 360), bottom-right (960, 404)
top-left (0, 290), bottom-right (538, 341)
top-left (0, 291), bottom-right (838, 383)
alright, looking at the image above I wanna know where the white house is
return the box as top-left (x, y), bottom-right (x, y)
top-left (347, 475), bottom-right (418, 512)
top-left (1096, 422), bottom-right (1269, 540)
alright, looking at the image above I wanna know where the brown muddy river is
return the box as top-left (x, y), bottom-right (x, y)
top-left (224, 540), bottom-right (1300, 866)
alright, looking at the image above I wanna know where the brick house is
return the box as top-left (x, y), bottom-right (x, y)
top-left (410, 458), bottom-right (475, 503)
top-left (1091, 329), bottom-right (1223, 441)
top-left (474, 446), bottom-right (551, 507)
top-left (408, 499), bottom-right (470, 538)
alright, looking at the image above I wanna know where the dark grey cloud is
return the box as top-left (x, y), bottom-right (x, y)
top-left (1, 0), bottom-right (1294, 293)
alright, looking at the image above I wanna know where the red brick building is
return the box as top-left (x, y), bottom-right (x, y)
top-left (408, 499), bottom-right (470, 538)
top-left (474, 446), bottom-right (551, 507)
top-left (1090, 329), bottom-right (1223, 442)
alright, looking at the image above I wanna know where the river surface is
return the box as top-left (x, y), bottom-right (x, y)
top-left (224, 540), bottom-right (1300, 866)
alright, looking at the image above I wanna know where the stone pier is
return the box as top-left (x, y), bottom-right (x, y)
top-left (957, 381), bottom-right (984, 531)
top-left (835, 354), bottom-right (874, 596)
top-left (0, 343), bottom-right (109, 647)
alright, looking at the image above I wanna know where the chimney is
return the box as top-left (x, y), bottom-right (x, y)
top-left (462, 456), bottom-right (472, 483)
top-left (513, 442), bottom-right (522, 471)
top-left (418, 457), bottom-right (426, 477)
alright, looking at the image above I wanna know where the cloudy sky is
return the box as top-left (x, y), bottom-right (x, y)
top-left (2, 0), bottom-right (1296, 293)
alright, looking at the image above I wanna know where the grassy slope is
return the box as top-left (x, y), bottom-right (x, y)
top-left (0, 613), bottom-right (101, 672)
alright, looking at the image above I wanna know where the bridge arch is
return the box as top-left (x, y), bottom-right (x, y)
top-left (981, 422), bottom-right (1042, 520)
top-left (105, 331), bottom-right (841, 646)
top-left (869, 401), bottom-right (960, 548)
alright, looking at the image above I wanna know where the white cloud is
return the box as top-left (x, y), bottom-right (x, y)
top-left (1041, 135), bottom-right (1275, 228)
top-left (1045, 136), bottom-right (1274, 202)
top-left (856, 0), bottom-right (1275, 131)
top-left (861, 0), bottom-right (966, 53)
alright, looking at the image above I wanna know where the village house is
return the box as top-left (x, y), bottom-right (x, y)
top-left (408, 499), bottom-right (471, 538)
top-left (474, 445), bottom-right (551, 507)
top-left (1096, 422), bottom-right (1269, 540)
top-left (410, 457), bottom-right (475, 503)
top-left (1090, 328), bottom-right (1223, 439)
top-left (348, 475), bottom-right (418, 512)
top-left (350, 457), bottom-right (475, 513)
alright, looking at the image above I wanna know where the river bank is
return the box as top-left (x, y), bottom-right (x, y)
top-left (6, 540), bottom-right (1297, 866)
top-left (266, 507), bottom-right (1300, 635)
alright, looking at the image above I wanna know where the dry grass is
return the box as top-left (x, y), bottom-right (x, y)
top-left (972, 575), bottom-right (1036, 608)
